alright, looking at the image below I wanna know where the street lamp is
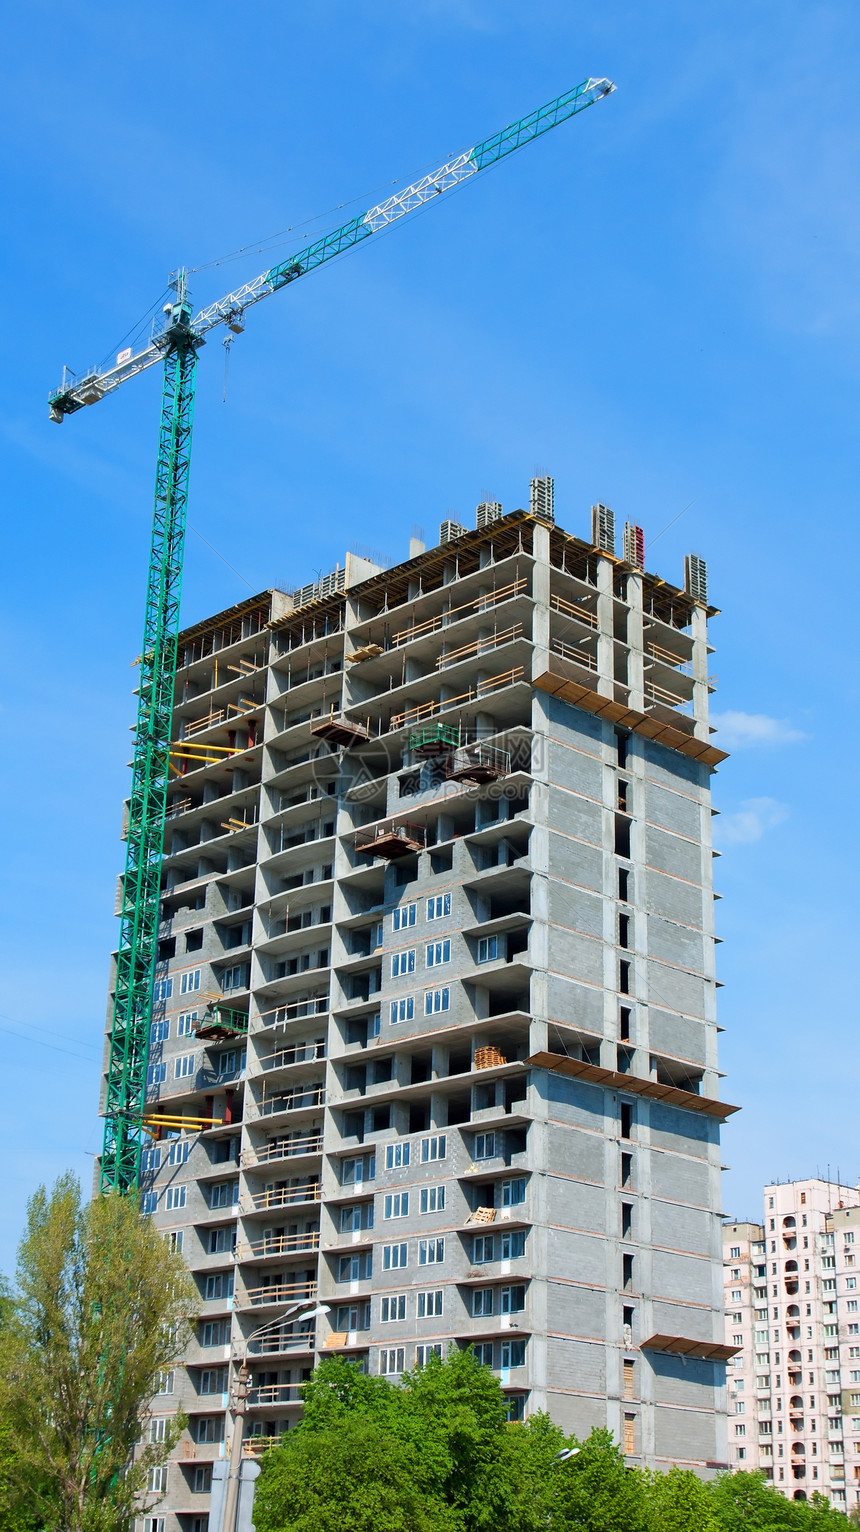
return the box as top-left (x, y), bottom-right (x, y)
top-left (217, 1299), bottom-right (330, 1532)
top-left (550, 1448), bottom-right (580, 1465)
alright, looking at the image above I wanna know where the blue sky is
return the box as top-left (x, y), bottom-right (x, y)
top-left (1, 0), bottom-right (857, 1269)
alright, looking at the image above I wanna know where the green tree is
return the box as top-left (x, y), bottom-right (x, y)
top-left (0, 1173), bottom-right (197, 1532)
top-left (707, 1470), bottom-right (848, 1527)
top-left (645, 1465), bottom-right (721, 1531)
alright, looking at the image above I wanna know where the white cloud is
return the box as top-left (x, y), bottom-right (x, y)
top-left (711, 711), bottom-right (807, 749)
top-left (716, 797), bottom-right (789, 847)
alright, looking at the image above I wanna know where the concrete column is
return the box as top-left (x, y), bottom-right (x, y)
top-left (596, 555), bottom-right (615, 699)
top-left (626, 572), bottom-right (645, 713)
top-left (691, 605), bottom-right (710, 742)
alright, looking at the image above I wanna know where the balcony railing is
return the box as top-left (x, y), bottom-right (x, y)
top-left (391, 576), bottom-right (529, 647)
top-left (248, 1384), bottom-right (303, 1407)
top-left (241, 1280), bottom-right (318, 1310)
top-left (237, 1232), bottom-right (320, 1260)
top-left (253, 1086), bottom-right (326, 1118)
top-left (261, 1041), bottom-right (326, 1071)
top-left (241, 1134), bottom-right (323, 1168)
top-left (246, 1181), bottom-right (321, 1212)
top-left (389, 667), bottom-right (525, 732)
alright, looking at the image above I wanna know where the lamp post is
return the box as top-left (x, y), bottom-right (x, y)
top-left (218, 1299), bottom-right (330, 1532)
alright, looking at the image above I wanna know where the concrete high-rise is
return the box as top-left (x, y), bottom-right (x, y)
top-left (102, 486), bottom-right (736, 1532)
top-left (724, 1178), bottom-right (860, 1513)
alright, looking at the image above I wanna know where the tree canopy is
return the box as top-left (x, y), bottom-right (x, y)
top-left (254, 1352), bottom-right (851, 1532)
top-left (0, 1173), bottom-right (197, 1532)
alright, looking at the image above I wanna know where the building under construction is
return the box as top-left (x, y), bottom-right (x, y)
top-left (106, 479), bottom-right (736, 1530)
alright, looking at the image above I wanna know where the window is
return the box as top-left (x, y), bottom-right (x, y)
top-left (619, 960), bottom-right (631, 994)
top-left (384, 1192), bottom-right (409, 1220)
top-left (340, 1204), bottom-right (371, 1233)
top-left (501, 1339), bottom-right (526, 1368)
top-left (620, 1102), bottom-right (634, 1140)
top-left (393, 904), bottom-right (417, 932)
top-left (618, 867), bottom-right (630, 902)
top-left (381, 1294), bottom-right (407, 1322)
top-left (165, 1229), bottom-right (183, 1253)
top-left (208, 1227), bottom-right (236, 1255)
top-left (380, 1347), bottom-right (405, 1376)
top-left (385, 1143), bottom-right (411, 1170)
top-left (201, 1320), bottom-right (229, 1345)
top-left (174, 1053), bottom-right (195, 1080)
top-left (731, 1289), bottom-right (742, 1304)
top-left (422, 1134), bottom-right (447, 1163)
top-left (156, 1370), bottom-right (176, 1394)
top-left (141, 1191), bottom-right (158, 1215)
top-left (420, 1185), bottom-right (445, 1214)
top-left (419, 1239), bottom-right (445, 1266)
top-left (473, 1132), bottom-right (496, 1160)
top-left (150, 1019), bottom-right (169, 1044)
top-left (191, 1466), bottom-right (211, 1494)
top-left (418, 1289), bottom-right (443, 1318)
top-left (141, 1146), bottom-right (162, 1172)
top-left (204, 1272), bottom-right (234, 1300)
top-left (209, 1181), bottom-right (238, 1209)
top-left (477, 936), bottom-right (499, 964)
top-left (338, 1253), bottom-right (372, 1281)
top-left (730, 1246), bottom-right (741, 1260)
top-left (391, 950), bottom-right (416, 978)
top-left (426, 940), bottom-right (451, 968)
top-left (144, 1519), bottom-right (165, 1532)
top-left (222, 964), bottom-right (248, 991)
top-left (168, 1139), bottom-right (190, 1166)
top-left (501, 1178), bottom-right (526, 1208)
top-left (416, 1343), bottom-right (443, 1367)
top-left (383, 1243), bottom-right (408, 1271)
top-left (177, 1010), bottom-right (197, 1036)
top-left (473, 1288), bottom-right (494, 1317)
top-left (424, 987), bottom-right (451, 1015)
top-left (180, 969), bottom-right (201, 995)
top-left (501, 1285), bottom-right (526, 1314)
top-left (473, 1235), bottom-right (495, 1264)
top-left (147, 1062), bottom-right (166, 1087)
top-left (148, 1466), bottom-right (167, 1494)
top-left (390, 996), bottom-right (414, 1025)
top-left (164, 1185), bottom-right (186, 1212)
top-left (336, 1303), bottom-right (370, 1331)
top-left (848, 1278), bottom-right (858, 1290)
top-left (427, 894), bottom-right (451, 920)
top-left (200, 1367), bottom-right (227, 1394)
top-left (196, 1417), bottom-right (224, 1444)
top-left (343, 1154), bottom-right (376, 1185)
top-left (473, 1341), bottom-right (494, 1366)
top-left (501, 1230), bottom-right (526, 1260)
top-left (153, 978), bottom-right (173, 1003)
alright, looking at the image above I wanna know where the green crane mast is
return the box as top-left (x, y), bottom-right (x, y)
top-left (48, 77), bottom-right (615, 1195)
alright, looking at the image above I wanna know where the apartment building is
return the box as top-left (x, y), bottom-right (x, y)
top-left (724, 1178), bottom-right (860, 1512)
top-left (106, 482), bottom-right (736, 1532)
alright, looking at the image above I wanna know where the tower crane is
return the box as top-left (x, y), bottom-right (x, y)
top-left (48, 78), bottom-right (615, 1196)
